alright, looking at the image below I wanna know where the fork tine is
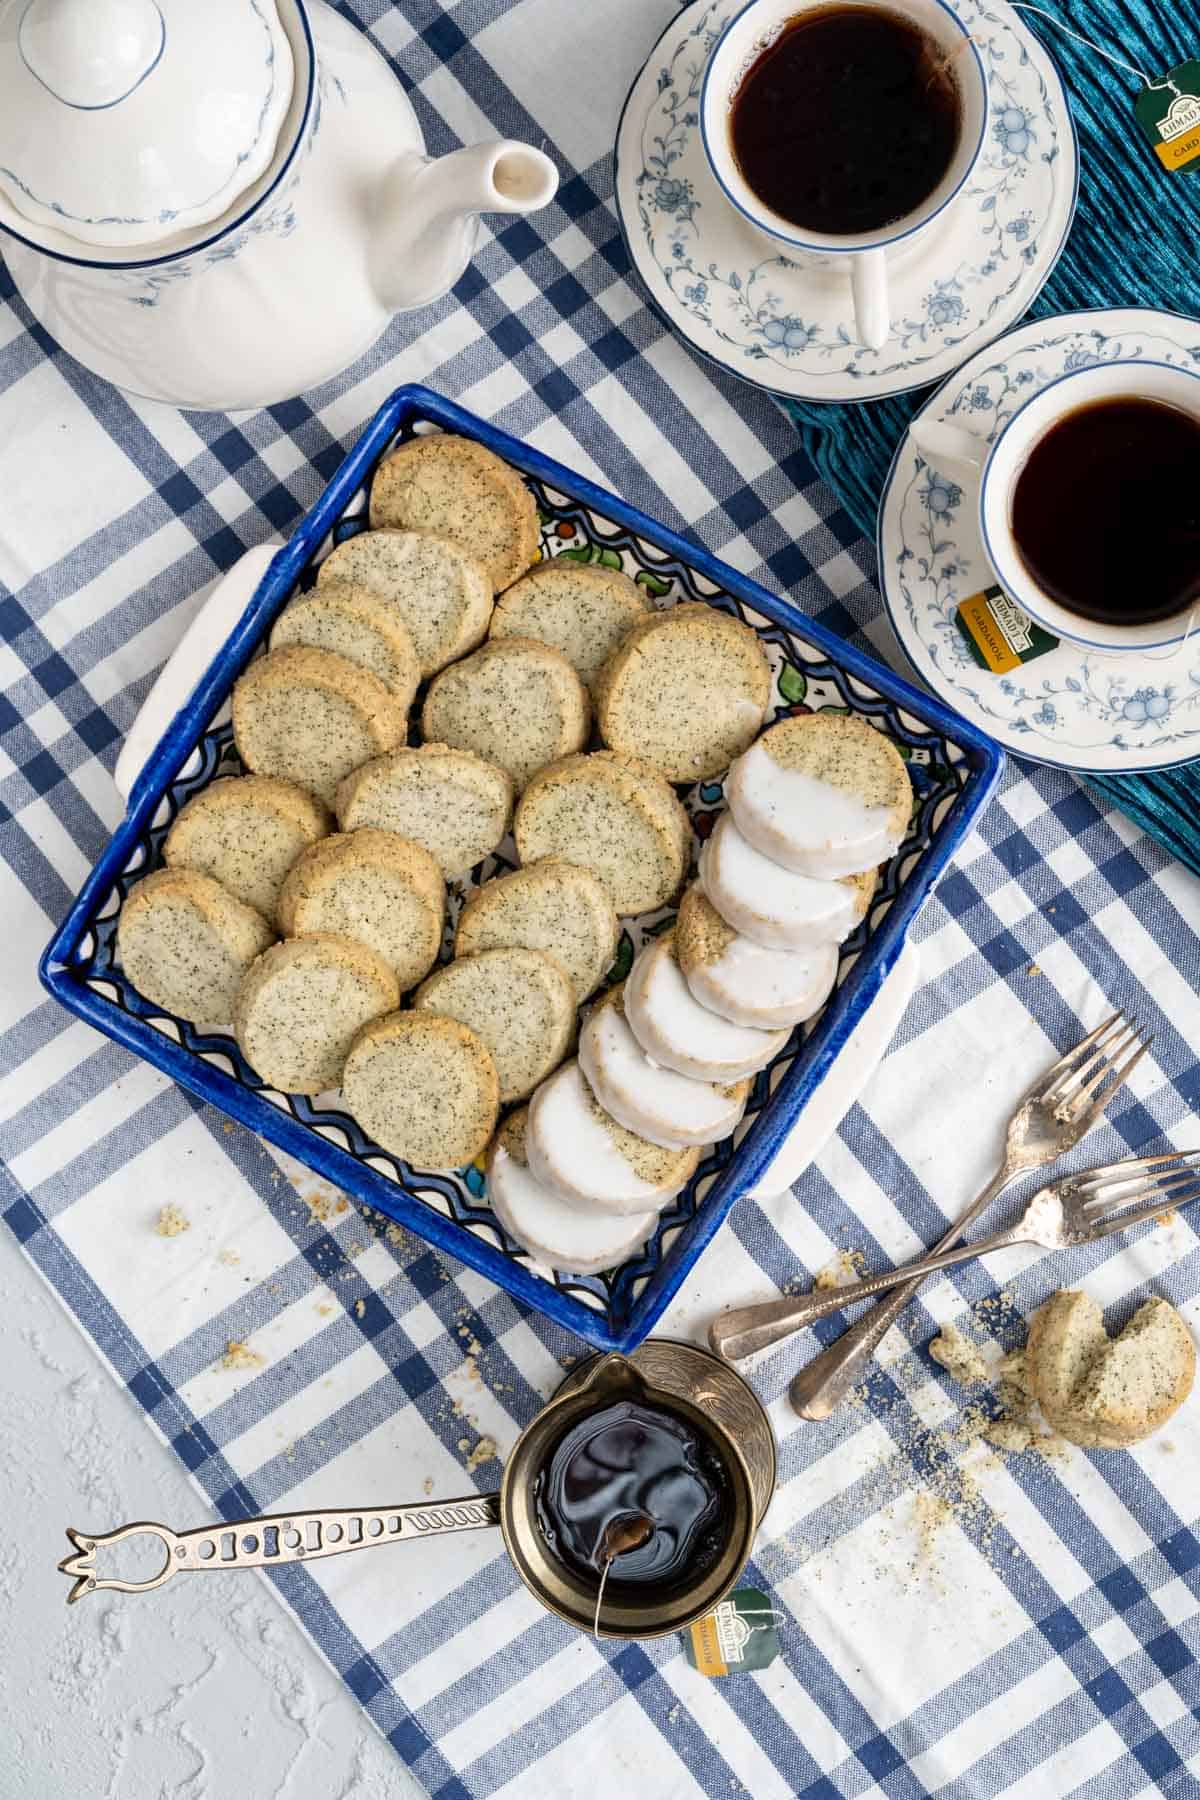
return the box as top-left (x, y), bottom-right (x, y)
top-left (1079, 1166), bottom-right (1200, 1216)
top-left (1062, 1033), bottom-right (1154, 1128)
top-left (1042, 1017), bottom-right (1144, 1108)
top-left (1036, 1011), bottom-right (1126, 1102)
top-left (1089, 1183), bottom-right (1200, 1238)
top-left (1073, 1150), bottom-right (1195, 1186)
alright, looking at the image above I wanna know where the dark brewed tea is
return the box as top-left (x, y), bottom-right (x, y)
top-left (1010, 397), bottom-right (1200, 627)
top-left (729, 5), bottom-right (962, 235)
top-left (534, 1398), bottom-right (731, 1590)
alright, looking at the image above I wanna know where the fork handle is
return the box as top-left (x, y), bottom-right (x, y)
top-left (711, 1214), bottom-right (1021, 1360)
top-left (789, 1164), bottom-right (1017, 1418)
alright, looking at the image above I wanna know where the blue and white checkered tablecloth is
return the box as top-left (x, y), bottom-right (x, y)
top-left (3, 3), bottom-right (1200, 1795)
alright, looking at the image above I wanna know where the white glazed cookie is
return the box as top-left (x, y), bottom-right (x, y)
top-left (675, 882), bottom-right (838, 1029)
top-left (232, 646), bottom-right (406, 807)
top-left (579, 985), bottom-right (750, 1150)
top-left (1025, 1290), bottom-right (1196, 1449)
top-left (368, 432), bottom-right (539, 592)
top-left (454, 859), bottom-right (619, 1003)
top-left (595, 602), bottom-right (771, 781)
top-left (413, 945), bottom-right (575, 1103)
top-left (486, 1107), bottom-right (657, 1275)
top-left (336, 744), bottom-right (514, 879)
top-left (270, 579), bottom-right (421, 706)
top-left (726, 713), bottom-right (912, 878)
top-left (624, 931), bottom-right (788, 1082)
top-left (699, 810), bottom-right (875, 949)
top-left (276, 830), bottom-right (444, 991)
top-left (526, 1059), bottom-right (701, 1214)
top-left (420, 636), bottom-right (590, 792)
top-left (316, 529), bottom-right (493, 678)
top-left (514, 750), bottom-right (690, 915)
top-left (490, 559), bottom-right (651, 695)
top-left (342, 1011), bottom-right (500, 1168)
top-left (163, 775), bottom-right (330, 924)
top-left (234, 932), bottom-right (399, 1095)
top-left (118, 867), bottom-right (274, 1030)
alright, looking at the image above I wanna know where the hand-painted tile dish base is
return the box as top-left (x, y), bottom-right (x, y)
top-left (614, 0), bottom-right (1077, 403)
top-left (42, 389), bottom-right (1001, 1353)
top-left (879, 306), bottom-right (1200, 772)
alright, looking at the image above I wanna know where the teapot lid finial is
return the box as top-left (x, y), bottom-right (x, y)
top-left (0, 0), bottom-right (296, 252)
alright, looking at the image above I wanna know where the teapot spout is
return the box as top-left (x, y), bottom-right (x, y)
top-left (371, 141), bottom-right (558, 313)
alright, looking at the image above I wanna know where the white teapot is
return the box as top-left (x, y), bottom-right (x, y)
top-left (0, 0), bottom-right (558, 410)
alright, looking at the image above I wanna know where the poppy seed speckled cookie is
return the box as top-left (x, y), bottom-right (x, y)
top-left (413, 945), bottom-right (575, 1103)
top-left (234, 932), bottom-right (399, 1095)
top-left (675, 881), bottom-right (838, 1028)
top-left (454, 859), bottom-right (618, 1002)
top-left (595, 602), bottom-right (771, 781)
top-left (525, 1058), bottom-right (701, 1214)
top-left (368, 433), bottom-right (539, 592)
top-left (698, 810), bottom-right (876, 949)
top-left (486, 1107), bottom-right (658, 1275)
top-left (163, 775), bottom-right (330, 924)
top-left (420, 636), bottom-right (590, 792)
top-left (578, 983), bottom-right (750, 1150)
top-left (624, 930), bottom-right (788, 1082)
top-left (276, 830), bottom-right (444, 991)
top-left (489, 559), bottom-right (651, 695)
top-left (514, 750), bottom-right (689, 915)
top-left (316, 529), bottom-right (492, 678)
top-left (269, 580), bottom-right (421, 706)
top-left (342, 1011), bottom-right (500, 1168)
top-left (726, 712), bottom-right (911, 878)
top-left (336, 744), bottom-right (514, 879)
top-left (1025, 1291), bottom-right (1196, 1450)
top-left (118, 867), bottom-right (275, 1030)
top-left (232, 646), bottom-right (406, 807)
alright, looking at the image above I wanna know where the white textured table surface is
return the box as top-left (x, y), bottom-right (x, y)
top-left (0, 1220), bottom-right (422, 1800)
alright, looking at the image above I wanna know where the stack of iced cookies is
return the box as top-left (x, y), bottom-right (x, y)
top-left (114, 425), bottom-right (912, 1281)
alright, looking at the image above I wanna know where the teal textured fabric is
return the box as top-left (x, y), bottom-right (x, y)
top-left (779, 0), bottom-right (1200, 863)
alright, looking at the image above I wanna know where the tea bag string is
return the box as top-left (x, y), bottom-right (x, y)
top-left (1010, 5), bottom-right (1183, 97)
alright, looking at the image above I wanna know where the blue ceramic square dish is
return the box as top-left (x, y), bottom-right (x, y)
top-left (40, 385), bottom-right (1003, 1352)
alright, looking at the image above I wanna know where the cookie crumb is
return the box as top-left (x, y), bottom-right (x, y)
top-left (929, 1322), bottom-right (989, 1387)
top-left (813, 1248), bottom-right (867, 1291)
top-left (155, 1204), bottom-right (190, 1237)
top-left (354, 1298), bottom-right (366, 1320)
top-left (465, 1435), bottom-right (498, 1472)
top-left (220, 1341), bottom-right (264, 1372)
top-left (217, 1247), bottom-right (240, 1265)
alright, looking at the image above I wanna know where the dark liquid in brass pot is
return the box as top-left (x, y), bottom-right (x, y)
top-left (729, 5), bottom-right (962, 235)
top-left (534, 1399), bottom-right (731, 1589)
top-left (1010, 397), bottom-right (1200, 626)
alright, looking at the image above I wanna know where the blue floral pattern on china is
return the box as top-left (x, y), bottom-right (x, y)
top-left (615, 0), bottom-right (1077, 401)
top-left (881, 308), bottom-right (1200, 771)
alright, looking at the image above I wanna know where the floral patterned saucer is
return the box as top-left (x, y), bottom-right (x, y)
top-left (878, 306), bottom-right (1200, 772)
top-left (613, 0), bottom-right (1077, 403)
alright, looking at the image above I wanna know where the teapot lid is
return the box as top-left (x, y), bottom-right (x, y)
top-left (0, 0), bottom-right (294, 250)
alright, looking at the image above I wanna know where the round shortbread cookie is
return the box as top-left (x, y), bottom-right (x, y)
top-left (232, 646), bottom-right (405, 807)
top-left (1025, 1291), bottom-right (1196, 1450)
top-left (514, 751), bottom-right (690, 915)
top-left (526, 1059), bottom-right (701, 1214)
top-left (624, 931), bottom-right (788, 1082)
top-left (698, 811), bottom-right (875, 950)
top-left (316, 529), bottom-right (492, 678)
top-left (676, 883), bottom-right (838, 1029)
top-left (486, 1108), bottom-right (657, 1275)
top-left (579, 985), bottom-right (750, 1150)
top-left (595, 602), bottom-right (771, 781)
top-left (413, 946), bottom-right (575, 1104)
top-left (163, 775), bottom-right (330, 924)
top-left (454, 859), bottom-right (618, 1003)
top-left (368, 433), bottom-right (539, 592)
top-left (726, 713), bottom-right (911, 878)
top-left (490, 559), bottom-right (651, 695)
top-left (234, 932), bottom-right (399, 1095)
top-left (276, 830), bottom-right (444, 991)
top-left (336, 744), bottom-right (514, 879)
top-left (420, 636), bottom-right (590, 793)
top-left (270, 580), bottom-right (421, 706)
top-left (342, 1011), bottom-right (499, 1169)
top-left (118, 867), bottom-right (274, 1030)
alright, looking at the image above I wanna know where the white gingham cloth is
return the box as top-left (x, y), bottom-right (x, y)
top-left (2, 4), bottom-right (1199, 1795)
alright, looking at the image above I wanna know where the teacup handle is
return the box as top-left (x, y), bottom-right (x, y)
top-left (851, 248), bottom-right (890, 352)
top-left (907, 417), bottom-right (987, 480)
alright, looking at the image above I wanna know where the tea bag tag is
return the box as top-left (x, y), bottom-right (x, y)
top-left (954, 583), bottom-right (1058, 674)
top-left (681, 1586), bottom-right (782, 1676)
top-left (1134, 63), bottom-right (1200, 174)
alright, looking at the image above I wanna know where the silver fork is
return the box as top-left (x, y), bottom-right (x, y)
top-left (711, 1152), bottom-right (1200, 1359)
top-left (710, 1012), bottom-right (1151, 1399)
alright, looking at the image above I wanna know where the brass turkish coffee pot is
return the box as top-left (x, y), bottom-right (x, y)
top-left (59, 1340), bottom-right (776, 1640)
